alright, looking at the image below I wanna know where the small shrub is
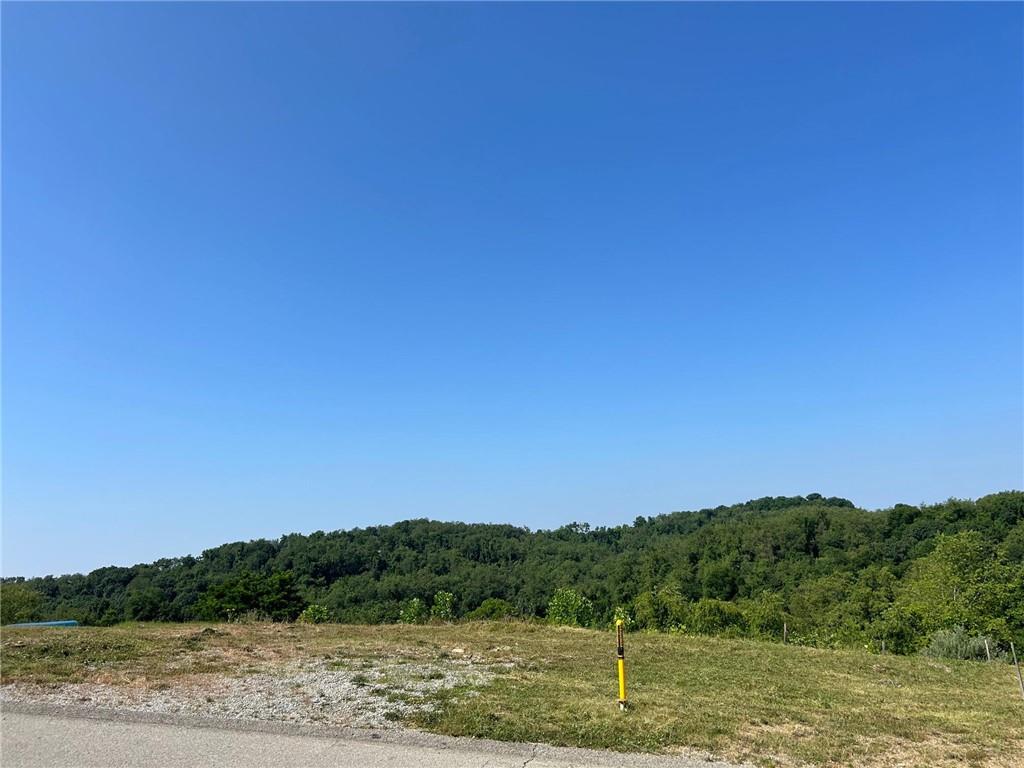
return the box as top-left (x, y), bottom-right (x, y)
top-left (547, 588), bottom-right (594, 627)
top-left (399, 597), bottom-right (428, 624)
top-left (870, 605), bottom-right (926, 655)
top-left (612, 605), bottom-right (635, 631)
top-left (298, 604), bottom-right (330, 624)
top-left (656, 586), bottom-right (691, 630)
top-left (921, 626), bottom-right (1000, 661)
top-left (633, 587), bottom-right (690, 631)
top-left (430, 591), bottom-right (456, 622)
top-left (632, 592), bottom-right (658, 630)
top-left (743, 591), bottom-right (786, 638)
top-left (466, 598), bottom-right (515, 620)
top-left (690, 598), bottom-right (746, 635)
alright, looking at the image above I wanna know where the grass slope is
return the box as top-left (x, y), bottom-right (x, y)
top-left (2, 622), bottom-right (1022, 767)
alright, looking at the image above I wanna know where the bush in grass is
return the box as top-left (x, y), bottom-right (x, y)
top-left (655, 586), bottom-right (690, 629)
top-left (298, 604), bottom-right (330, 624)
top-left (399, 597), bottom-right (428, 624)
top-left (632, 586), bottom-right (689, 630)
top-left (430, 591), bottom-right (456, 622)
top-left (547, 588), bottom-right (594, 627)
top-left (921, 626), bottom-right (1001, 661)
top-left (612, 605), bottom-right (635, 631)
top-left (743, 591), bottom-right (786, 638)
top-left (466, 598), bottom-right (516, 620)
top-left (690, 598), bottom-right (746, 635)
top-left (632, 591), bottom-right (658, 630)
top-left (869, 604), bottom-right (927, 655)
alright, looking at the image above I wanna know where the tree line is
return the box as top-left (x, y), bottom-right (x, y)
top-left (2, 491), bottom-right (1021, 657)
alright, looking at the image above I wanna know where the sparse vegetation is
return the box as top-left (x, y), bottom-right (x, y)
top-left (2, 622), bottom-right (1022, 767)
top-left (298, 604), bottom-right (329, 624)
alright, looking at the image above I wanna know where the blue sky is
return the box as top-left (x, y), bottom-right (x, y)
top-left (3, 3), bottom-right (1021, 577)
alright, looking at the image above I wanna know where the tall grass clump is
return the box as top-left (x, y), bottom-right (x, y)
top-left (920, 626), bottom-right (1001, 661)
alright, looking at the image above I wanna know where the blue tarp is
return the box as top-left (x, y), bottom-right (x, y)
top-left (5, 620), bottom-right (79, 628)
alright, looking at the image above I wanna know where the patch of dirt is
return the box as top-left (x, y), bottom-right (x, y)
top-left (725, 722), bottom-right (819, 768)
top-left (852, 734), bottom-right (1021, 768)
top-left (725, 725), bottom-right (1020, 768)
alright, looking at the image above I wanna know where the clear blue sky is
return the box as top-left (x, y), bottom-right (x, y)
top-left (3, 3), bottom-right (1021, 577)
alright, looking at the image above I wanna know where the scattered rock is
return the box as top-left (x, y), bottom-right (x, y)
top-left (0, 658), bottom-right (496, 731)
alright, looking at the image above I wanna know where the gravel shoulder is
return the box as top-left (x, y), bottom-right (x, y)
top-left (1, 655), bottom-right (497, 729)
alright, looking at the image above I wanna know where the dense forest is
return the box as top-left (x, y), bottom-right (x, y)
top-left (3, 491), bottom-right (1022, 656)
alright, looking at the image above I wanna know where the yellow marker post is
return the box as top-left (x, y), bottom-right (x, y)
top-left (616, 619), bottom-right (627, 711)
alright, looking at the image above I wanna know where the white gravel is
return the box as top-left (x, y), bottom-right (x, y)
top-left (0, 658), bottom-right (499, 729)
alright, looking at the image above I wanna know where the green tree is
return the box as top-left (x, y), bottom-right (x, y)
top-left (125, 586), bottom-right (166, 622)
top-left (632, 591), bottom-right (659, 630)
top-left (298, 604), bottom-right (330, 624)
top-left (260, 572), bottom-right (304, 622)
top-left (466, 597), bottom-right (515, 620)
top-left (195, 571), bottom-right (304, 622)
top-left (399, 597), bottom-right (427, 624)
top-left (431, 591), bottom-right (456, 622)
top-left (897, 532), bottom-right (1009, 637)
top-left (654, 585), bottom-right (690, 629)
top-left (870, 604), bottom-right (927, 655)
top-left (8, 491), bottom-right (1020, 653)
top-left (743, 591), bottom-right (785, 638)
top-left (691, 598), bottom-right (746, 635)
top-left (1, 582), bottom-right (43, 625)
top-left (547, 588), bottom-right (594, 627)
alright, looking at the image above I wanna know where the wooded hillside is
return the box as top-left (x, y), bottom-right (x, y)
top-left (4, 491), bottom-right (1022, 655)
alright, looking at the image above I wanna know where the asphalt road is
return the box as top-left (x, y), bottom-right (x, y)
top-left (1, 707), bottom-right (745, 768)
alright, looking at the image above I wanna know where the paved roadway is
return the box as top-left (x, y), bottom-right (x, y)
top-left (1, 706), bottom-right (744, 768)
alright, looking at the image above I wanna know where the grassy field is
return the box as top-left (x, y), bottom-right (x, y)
top-left (2, 622), bottom-right (1022, 767)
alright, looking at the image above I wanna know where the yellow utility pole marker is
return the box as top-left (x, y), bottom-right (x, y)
top-left (616, 619), bottom-right (627, 711)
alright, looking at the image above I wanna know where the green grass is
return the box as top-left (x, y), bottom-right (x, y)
top-left (2, 622), bottom-right (1022, 767)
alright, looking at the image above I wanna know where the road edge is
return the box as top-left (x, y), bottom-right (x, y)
top-left (0, 700), bottom-right (745, 767)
